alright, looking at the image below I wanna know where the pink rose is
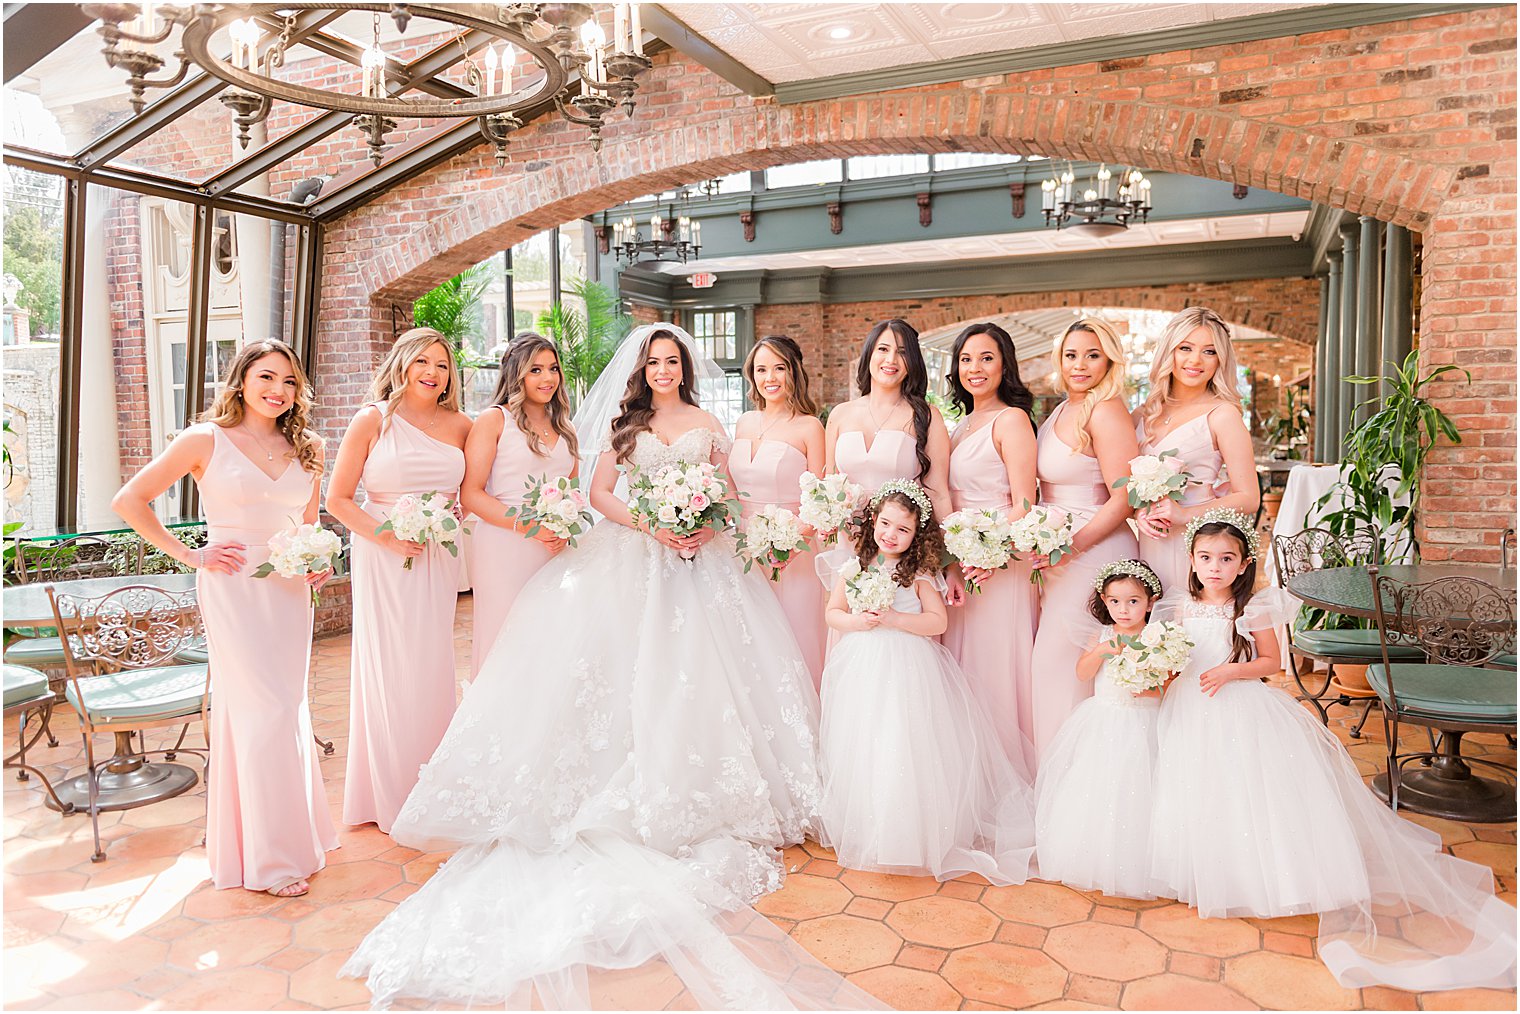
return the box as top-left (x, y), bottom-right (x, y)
top-left (541, 484), bottom-right (562, 503)
top-left (690, 492), bottom-right (711, 511)
top-left (395, 494), bottom-right (419, 513)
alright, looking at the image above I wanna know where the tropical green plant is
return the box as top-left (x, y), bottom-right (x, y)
top-left (1264, 385), bottom-right (1312, 460)
top-left (104, 527), bottom-right (207, 576)
top-left (411, 266), bottom-right (495, 369)
top-left (537, 277), bottom-right (634, 408)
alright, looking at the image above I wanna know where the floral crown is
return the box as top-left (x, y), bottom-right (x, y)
top-left (871, 479), bottom-right (933, 529)
top-left (1184, 507), bottom-right (1260, 558)
top-left (1094, 560), bottom-right (1162, 596)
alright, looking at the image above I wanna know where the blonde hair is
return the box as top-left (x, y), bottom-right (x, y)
top-left (493, 333), bottom-right (579, 459)
top-left (1050, 316), bottom-right (1128, 454)
top-left (1140, 306), bottom-right (1243, 429)
top-left (368, 327), bottom-right (462, 426)
top-left (201, 339), bottom-right (322, 474)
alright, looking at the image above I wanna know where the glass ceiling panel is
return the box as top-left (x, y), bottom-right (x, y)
top-left (4, 18), bottom-right (146, 156)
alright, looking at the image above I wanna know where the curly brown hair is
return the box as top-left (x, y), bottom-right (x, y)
top-left (852, 490), bottom-right (946, 589)
top-left (609, 329), bottom-right (700, 464)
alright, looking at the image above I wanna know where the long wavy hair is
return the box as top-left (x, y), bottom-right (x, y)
top-left (1140, 306), bottom-right (1243, 430)
top-left (201, 339), bottom-right (322, 475)
top-left (368, 327), bottom-right (462, 428)
top-left (609, 328), bottom-right (699, 464)
top-left (1187, 521), bottom-right (1258, 664)
top-left (743, 334), bottom-right (819, 417)
top-left (854, 318), bottom-right (932, 481)
top-left (853, 489), bottom-right (946, 589)
top-left (490, 332), bottom-right (578, 459)
top-left (1049, 317), bottom-right (1128, 454)
top-left (945, 322), bottom-right (1035, 419)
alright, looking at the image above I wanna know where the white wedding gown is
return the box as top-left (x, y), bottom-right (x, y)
top-left (342, 428), bottom-right (881, 1010)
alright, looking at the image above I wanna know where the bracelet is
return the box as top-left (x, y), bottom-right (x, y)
top-left (196, 548), bottom-right (206, 568)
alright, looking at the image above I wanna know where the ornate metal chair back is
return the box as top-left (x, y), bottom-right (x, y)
top-left (46, 584), bottom-right (204, 682)
top-left (1370, 570), bottom-right (1514, 683)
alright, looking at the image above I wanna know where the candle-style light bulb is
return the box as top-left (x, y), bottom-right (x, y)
top-left (615, 4), bottom-right (629, 54)
top-left (692, 220), bottom-right (701, 245)
top-left (1083, 188), bottom-right (1097, 202)
top-left (631, 2), bottom-right (644, 55)
top-left (1140, 178), bottom-right (1152, 208)
top-left (483, 44), bottom-right (497, 96)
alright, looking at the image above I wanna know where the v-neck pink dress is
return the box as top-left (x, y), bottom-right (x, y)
top-left (467, 408), bottom-right (575, 678)
top-left (1135, 410), bottom-right (1230, 596)
top-left (1027, 401), bottom-right (1138, 768)
top-left (196, 423), bottom-right (338, 891)
top-left (730, 437), bottom-right (825, 687)
top-left (344, 407), bottom-right (466, 834)
top-left (944, 409), bottom-right (1039, 772)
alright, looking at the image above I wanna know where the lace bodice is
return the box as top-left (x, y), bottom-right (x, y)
top-left (608, 427), bottom-right (730, 470)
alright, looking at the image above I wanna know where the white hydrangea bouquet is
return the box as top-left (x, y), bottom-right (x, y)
top-left (626, 460), bottom-right (740, 560)
top-left (376, 491), bottom-right (462, 571)
top-left (839, 557), bottom-right (898, 614)
top-left (1114, 449), bottom-right (1192, 509)
top-left (1007, 501), bottom-right (1075, 587)
top-left (941, 507), bottom-right (1014, 594)
top-left (735, 505), bottom-right (809, 580)
top-left (252, 522), bottom-right (343, 605)
top-left (797, 471), bottom-right (863, 543)
top-left (1105, 620), bottom-right (1194, 695)
top-left (503, 474), bottom-right (593, 547)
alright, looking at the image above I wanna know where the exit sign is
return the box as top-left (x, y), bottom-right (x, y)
top-left (689, 272), bottom-right (718, 288)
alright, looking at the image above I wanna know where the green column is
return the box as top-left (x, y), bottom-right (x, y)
top-left (1338, 225), bottom-right (1360, 445)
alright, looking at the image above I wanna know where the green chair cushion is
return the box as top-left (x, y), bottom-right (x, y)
top-left (1292, 627), bottom-right (1423, 660)
top-left (63, 664), bottom-right (208, 724)
top-left (3, 637), bottom-right (66, 667)
top-left (1491, 654), bottom-right (1517, 670)
top-left (1367, 663), bottom-right (1517, 721)
top-left (3, 664), bottom-right (50, 708)
top-left (174, 643), bottom-right (209, 665)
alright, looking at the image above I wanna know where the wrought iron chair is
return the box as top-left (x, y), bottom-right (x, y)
top-left (47, 584), bottom-right (210, 862)
top-left (4, 535), bottom-right (144, 673)
top-left (1368, 568), bottom-right (1517, 817)
top-left (4, 664), bottom-right (70, 811)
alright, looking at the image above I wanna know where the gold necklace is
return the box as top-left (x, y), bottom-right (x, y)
top-left (865, 397), bottom-right (902, 436)
top-left (244, 424), bottom-right (284, 462)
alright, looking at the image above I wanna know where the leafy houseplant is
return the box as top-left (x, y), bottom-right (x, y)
top-left (536, 277), bottom-right (633, 409)
top-left (412, 266), bottom-right (496, 371)
top-left (1264, 385), bottom-right (1312, 460)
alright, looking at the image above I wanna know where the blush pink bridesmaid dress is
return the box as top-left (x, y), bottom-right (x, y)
top-left (944, 409), bottom-right (1039, 773)
top-left (730, 437), bottom-right (826, 687)
top-left (466, 408), bottom-right (574, 678)
top-left (1135, 410), bottom-right (1228, 596)
top-left (1026, 402), bottom-right (1138, 767)
top-left (834, 428), bottom-right (918, 497)
top-left (344, 408), bottom-right (466, 834)
top-left (196, 423), bottom-right (338, 891)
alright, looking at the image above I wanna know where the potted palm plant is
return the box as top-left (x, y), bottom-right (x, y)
top-left (536, 277), bottom-right (633, 410)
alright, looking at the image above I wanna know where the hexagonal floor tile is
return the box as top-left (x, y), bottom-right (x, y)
top-left (1137, 903), bottom-right (1261, 957)
top-left (1045, 922), bottom-right (1167, 981)
top-left (885, 895), bottom-right (1000, 948)
top-left (791, 914), bottom-right (902, 974)
top-left (847, 964), bottom-right (961, 1010)
top-left (754, 873), bottom-right (852, 920)
top-left (289, 949), bottom-right (374, 1008)
top-left (1223, 950), bottom-right (1359, 1010)
top-left (157, 964), bottom-right (292, 1009)
top-left (940, 942), bottom-right (1068, 1008)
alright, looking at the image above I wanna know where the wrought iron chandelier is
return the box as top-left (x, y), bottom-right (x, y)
top-left (610, 185), bottom-right (708, 264)
top-left (1040, 163), bottom-right (1153, 237)
top-left (80, 3), bottom-right (651, 166)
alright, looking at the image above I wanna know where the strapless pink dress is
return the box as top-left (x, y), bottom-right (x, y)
top-left (1027, 402), bottom-right (1138, 768)
top-left (1135, 411), bottom-right (1229, 596)
top-left (345, 408), bottom-right (465, 834)
top-left (195, 423), bottom-right (338, 890)
top-left (834, 428), bottom-right (918, 497)
top-left (730, 437), bottom-right (825, 687)
top-left (944, 409), bottom-right (1039, 772)
top-left (467, 408), bottom-right (574, 678)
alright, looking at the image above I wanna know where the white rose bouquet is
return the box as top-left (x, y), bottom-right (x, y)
top-left (1104, 620), bottom-right (1194, 695)
top-left (1007, 502), bottom-right (1076, 587)
top-left (626, 460), bottom-right (740, 560)
top-left (797, 471), bottom-right (863, 542)
top-left (504, 474), bottom-right (593, 547)
top-left (941, 507), bottom-right (1014, 594)
top-left (735, 505), bottom-right (809, 580)
top-left (252, 522), bottom-right (343, 605)
top-left (376, 491), bottom-right (462, 571)
top-left (839, 557), bottom-right (897, 615)
top-left (1114, 449), bottom-right (1192, 509)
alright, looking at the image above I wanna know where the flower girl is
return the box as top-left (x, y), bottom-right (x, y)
top-left (1150, 507), bottom-right (1515, 991)
top-left (1036, 560), bottom-right (1171, 899)
top-left (818, 479), bottom-right (1036, 885)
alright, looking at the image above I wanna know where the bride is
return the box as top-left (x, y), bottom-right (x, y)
top-left (343, 324), bottom-right (880, 1010)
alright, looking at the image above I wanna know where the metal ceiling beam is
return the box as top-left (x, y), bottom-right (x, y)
top-left (643, 5), bottom-right (773, 98)
top-left (290, 220), bottom-right (325, 377)
top-left (4, 2), bottom-right (93, 84)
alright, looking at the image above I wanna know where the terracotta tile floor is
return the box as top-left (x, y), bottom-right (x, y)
top-left (5, 596), bottom-right (1515, 1011)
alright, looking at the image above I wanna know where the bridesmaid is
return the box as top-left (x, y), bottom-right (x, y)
top-left (326, 327), bottom-right (470, 834)
top-left (1027, 317), bottom-right (1139, 765)
top-left (941, 323), bottom-right (1040, 771)
top-left (1132, 306), bottom-right (1259, 593)
top-left (459, 333), bottom-right (578, 678)
top-left (729, 335), bottom-right (827, 686)
top-left (112, 340), bottom-right (337, 897)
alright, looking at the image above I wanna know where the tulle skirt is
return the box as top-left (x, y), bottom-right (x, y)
top-left (817, 627), bottom-right (1036, 885)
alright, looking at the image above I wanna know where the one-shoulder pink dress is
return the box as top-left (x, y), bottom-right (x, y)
top-left (344, 409), bottom-right (466, 834)
top-left (944, 409), bottom-right (1040, 771)
top-left (1135, 410), bottom-right (1229, 596)
top-left (196, 423), bottom-right (338, 890)
top-left (1027, 402), bottom-right (1138, 767)
top-left (467, 408), bottom-right (574, 678)
top-left (730, 437), bottom-right (825, 687)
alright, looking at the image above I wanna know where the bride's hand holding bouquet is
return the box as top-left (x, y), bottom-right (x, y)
top-left (626, 460), bottom-right (740, 560)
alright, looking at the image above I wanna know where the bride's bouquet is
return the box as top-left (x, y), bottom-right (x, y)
top-left (1104, 620), bottom-right (1194, 695)
top-left (1114, 449), bottom-right (1192, 510)
top-left (941, 507), bottom-right (1014, 594)
top-left (376, 491), bottom-right (462, 570)
top-left (797, 471), bottom-right (863, 543)
top-left (1007, 502), bottom-right (1075, 586)
top-left (839, 557), bottom-right (897, 614)
top-left (252, 522), bottom-right (343, 605)
top-left (504, 474), bottom-right (593, 547)
top-left (735, 505), bottom-right (809, 580)
top-left (626, 460), bottom-right (740, 560)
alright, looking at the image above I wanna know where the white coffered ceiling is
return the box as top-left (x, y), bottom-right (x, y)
top-left (656, 2), bottom-right (1322, 84)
